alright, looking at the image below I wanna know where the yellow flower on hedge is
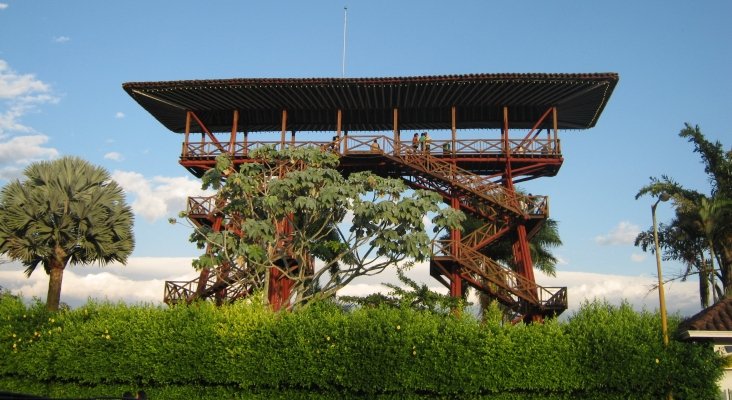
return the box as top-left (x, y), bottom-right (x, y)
top-left (326, 336), bottom-right (330, 341)
top-left (12, 334), bottom-right (15, 338)
top-left (396, 325), bottom-right (401, 330)
top-left (105, 335), bottom-right (111, 340)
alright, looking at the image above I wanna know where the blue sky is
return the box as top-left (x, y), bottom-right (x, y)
top-left (0, 1), bottom-right (730, 316)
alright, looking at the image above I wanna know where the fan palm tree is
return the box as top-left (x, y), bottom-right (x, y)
top-left (0, 157), bottom-right (135, 310)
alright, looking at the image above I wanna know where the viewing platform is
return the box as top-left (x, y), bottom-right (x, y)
top-left (124, 72), bottom-right (619, 322)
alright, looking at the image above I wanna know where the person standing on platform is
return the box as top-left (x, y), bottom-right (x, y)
top-left (412, 132), bottom-right (419, 153)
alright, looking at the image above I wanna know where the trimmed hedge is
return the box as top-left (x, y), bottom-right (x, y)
top-left (0, 294), bottom-right (723, 399)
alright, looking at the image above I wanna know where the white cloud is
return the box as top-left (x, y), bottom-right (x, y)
top-left (537, 270), bottom-right (700, 317)
top-left (595, 221), bottom-right (641, 246)
top-left (0, 59), bottom-right (51, 100)
top-left (0, 256), bottom-right (703, 318)
top-left (52, 36), bottom-right (70, 44)
top-left (104, 151), bottom-right (123, 161)
top-left (0, 60), bottom-right (59, 178)
top-left (631, 253), bottom-right (646, 263)
top-left (112, 170), bottom-right (214, 222)
top-left (555, 253), bottom-right (569, 266)
top-left (115, 112), bottom-right (125, 119)
top-left (0, 134), bottom-right (59, 180)
top-left (0, 3), bottom-right (7, 10)
top-left (0, 257), bottom-right (198, 307)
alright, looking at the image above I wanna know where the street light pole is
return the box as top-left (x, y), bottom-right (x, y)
top-left (652, 193), bottom-right (671, 346)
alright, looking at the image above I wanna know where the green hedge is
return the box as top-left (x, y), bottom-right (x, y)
top-left (0, 294), bottom-right (723, 399)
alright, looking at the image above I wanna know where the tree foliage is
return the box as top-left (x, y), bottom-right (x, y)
top-left (338, 268), bottom-right (466, 314)
top-left (184, 146), bottom-right (464, 308)
top-left (636, 123), bottom-right (732, 303)
top-left (0, 157), bottom-right (135, 310)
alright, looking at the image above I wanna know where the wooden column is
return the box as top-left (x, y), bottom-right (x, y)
top-left (451, 105), bottom-right (457, 157)
top-left (393, 107), bottom-right (399, 152)
top-left (229, 110), bottom-right (239, 155)
top-left (280, 109), bottom-right (287, 149)
top-left (183, 111), bottom-right (191, 158)
top-left (503, 106), bottom-right (510, 158)
top-left (552, 106), bottom-right (558, 154)
top-left (449, 195), bottom-right (462, 299)
top-left (336, 109), bottom-right (342, 152)
top-left (244, 131), bottom-right (249, 157)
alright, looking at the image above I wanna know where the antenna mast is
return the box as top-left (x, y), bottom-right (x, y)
top-left (342, 6), bottom-right (348, 78)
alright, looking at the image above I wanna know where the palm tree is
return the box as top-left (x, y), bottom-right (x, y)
top-left (0, 157), bottom-right (135, 310)
top-left (636, 123), bottom-right (732, 302)
top-left (635, 211), bottom-right (711, 307)
top-left (695, 197), bottom-right (732, 298)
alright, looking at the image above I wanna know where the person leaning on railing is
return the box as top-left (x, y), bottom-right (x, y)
top-left (370, 139), bottom-right (381, 153)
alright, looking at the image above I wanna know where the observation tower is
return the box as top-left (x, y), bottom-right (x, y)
top-left (124, 73), bottom-right (618, 322)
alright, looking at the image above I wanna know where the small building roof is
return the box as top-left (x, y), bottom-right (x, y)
top-left (122, 73), bottom-right (619, 134)
top-left (681, 297), bottom-right (732, 332)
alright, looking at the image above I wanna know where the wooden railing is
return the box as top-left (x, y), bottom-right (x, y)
top-left (374, 137), bottom-right (529, 217)
top-left (460, 221), bottom-right (509, 252)
top-left (181, 136), bottom-right (561, 159)
top-left (164, 262), bottom-right (260, 305)
top-left (187, 196), bottom-right (218, 217)
top-left (164, 280), bottom-right (196, 305)
top-left (432, 240), bottom-right (567, 314)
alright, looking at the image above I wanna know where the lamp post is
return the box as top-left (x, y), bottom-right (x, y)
top-left (652, 193), bottom-right (671, 346)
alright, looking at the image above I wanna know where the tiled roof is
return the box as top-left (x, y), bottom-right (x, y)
top-left (680, 297), bottom-right (732, 331)
top-left (122, 73), bottom-right (619, 134)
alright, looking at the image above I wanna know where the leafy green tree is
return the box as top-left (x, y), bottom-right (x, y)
top-left (636, 123), bottom-right (732, 301)
top-left (185, 146), bottom-right (464, 308)
top-left (0, 157), bottom-right (135, 310)
top-left (339, 268), bottom-right (465, 314)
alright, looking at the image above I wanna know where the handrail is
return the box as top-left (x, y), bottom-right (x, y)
top-left (359, 136), bottom-right (527, 216)
top-left (432, 239), bottom-right (566, 312)
top-left (460, 221), bottom-right (507, 251)
top-left (182, 136), bottom-right (562, 160)
top-left (187, 196), bottom-right (219, 217)
top-left (164, 261), bottom-right (260, 305)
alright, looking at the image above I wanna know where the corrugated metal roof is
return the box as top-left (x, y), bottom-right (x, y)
top-left (122, 73), bottom-right (619, 133)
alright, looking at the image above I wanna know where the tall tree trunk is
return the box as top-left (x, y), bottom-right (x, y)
top-left (721, 244), bottom-right (732, 298)
top-left (46, 259), bottom-right (66, 311)
top-left (698, 259), bottom-right (710, 308)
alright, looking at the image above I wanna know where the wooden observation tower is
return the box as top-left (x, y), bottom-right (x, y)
top-left (124, 73), bottom-right (618, 322)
